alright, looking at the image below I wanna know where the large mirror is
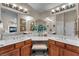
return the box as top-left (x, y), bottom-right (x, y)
top-left (56, 10), bottom-right (77, 36)
top-left (1, 8), bottom-right (18, 34)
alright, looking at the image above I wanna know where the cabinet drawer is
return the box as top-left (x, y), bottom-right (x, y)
top-left (15, 41), bottom-right (24, 48)
top-left (0, 49), bottom-right (20, 56)
top-left (55, 41), bottom-right (65, 48)
top-left (66, 44), bottom-right (79, 53)
top-left (0, 44), bottom-right (14, 54)
top-left (48, 39), bottom-right (55, 45)
top-left (24, 39), bottom-right (32, 45)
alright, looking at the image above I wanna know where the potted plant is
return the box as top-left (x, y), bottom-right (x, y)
top-left (31, 24), bottom-right (47, 36)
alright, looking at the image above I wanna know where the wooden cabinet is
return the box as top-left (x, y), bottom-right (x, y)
top-left (48, 40), bottom-right (60, 56)
top-left (66, 44), bottom-right (79, 53)
top-left (21, 43), bottom-right (32, 56)
top-left (55, 41), bottom-right (65, 48)
top-left (20, 39), bottom-right (32, 56)
top-left (0, 39), bottom-right (32, 56)
top-left (15, 41), bottom-right (25, 48)
top-left (0, 44), bottom-right (14, 55)
top-left (63, 49), bottom-right (79, 56)
top-left (48, 39), bottom-right (79, 56)
top-left (49, 44), bottom-right (60, 56)
top-left (0, 49), bottom-right (20, 56)
top-left (59, 48), bottom-right (64, 56)
top-left (48, 39), bottom-right (55, 45)
top-left (24, 39), bottom-right (32, 45)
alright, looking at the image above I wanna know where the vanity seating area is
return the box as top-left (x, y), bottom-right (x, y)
top-left (32, 41), bottom-right (47, 56)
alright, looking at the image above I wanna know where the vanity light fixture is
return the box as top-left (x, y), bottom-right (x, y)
top-left (51, 4), bottom-right (75, 14)
top-left (2, 3), bottom-right (28, 13)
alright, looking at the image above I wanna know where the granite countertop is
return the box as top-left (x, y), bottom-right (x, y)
top-left (0, 34), bottom-right (79, 48)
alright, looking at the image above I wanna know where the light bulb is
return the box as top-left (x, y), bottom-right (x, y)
top-left (12, 4), bottom-right (17, 8)
top-left (51, 9), bottom-right (55, 12)
top-left (19, 6), bottom-right (22, 10)
top-left (24, 8), bottom-right (28, 11)
top-left (61, 5), bottom-right (66, 9)
top-left (56, 7), bottom-right (60, 11)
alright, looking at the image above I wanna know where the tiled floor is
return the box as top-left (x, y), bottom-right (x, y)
top-left (32, 49), bottom-right (48, 56)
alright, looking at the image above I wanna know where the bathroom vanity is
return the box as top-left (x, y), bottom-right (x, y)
top-left (0, 34), bottom-right (79, 56)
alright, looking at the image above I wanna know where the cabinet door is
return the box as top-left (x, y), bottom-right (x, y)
top-left (0, 44), bottom-right (14, 55)
top-left (0, 49), bottom-right (20, 56)
top-left (21, 43), bottom-right (32, 56)
top-left (63, 49), bottom-right (79, 56)
top-left (48, 44), bottom-right (60, 56)
top-left (15, 41), bottom-right (24, 49)
top-left (59, 48), bottom-right (65, 56)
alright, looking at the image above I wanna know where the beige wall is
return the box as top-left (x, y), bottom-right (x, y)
top-left (39, 11), bottom-right (56, 33)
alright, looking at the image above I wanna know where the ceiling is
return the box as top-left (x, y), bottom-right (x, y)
top-left (28, 3), bottom-right (62, 12)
